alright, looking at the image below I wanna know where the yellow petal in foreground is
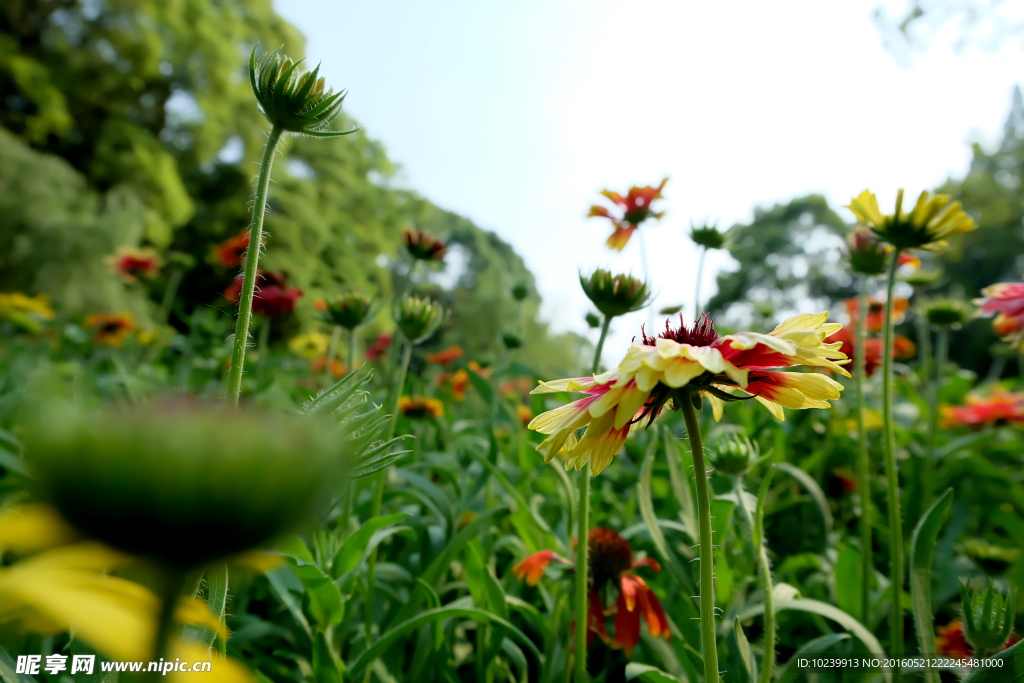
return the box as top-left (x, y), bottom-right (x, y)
top-left (0, 504), bottom-right (80, 554)
top-left (169, 642), bottom-right (255, 683)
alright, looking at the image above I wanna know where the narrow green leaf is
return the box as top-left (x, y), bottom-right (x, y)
top-left (0, 647), bottom-right (37, 683)
top-left (962, 638), bottom-right (1024, 682)
top-left (625, 663), bottom-right (685, 682)
top-left (910, 488), bottom-right (954, 683)
top-left (773, 462), bottom-right (833, 534)
top-left (834, 546), bottom-right (862, 619)
top-left (264, 566), bottom-right (313, 640)
top-left (775, 634), bottom-right (852, 683)
top-left (312, 631), bottom-right (342, 683)
top-left (0, 450), bottom-right (30, 477)
top-left (467, 369), bottom-right (494, 406)
top-left (639, 433), bottom-right (695, 594)
top-left (289, 560), bottom-right (344, 627)
top-left (277, 534), bottom-right (315, 564)
top-left (201, 563), bottom-right (229, 650)
top-left (734, 618), bottom-right (755, 683)
top-left (331, 513), bottom-right (408, 579)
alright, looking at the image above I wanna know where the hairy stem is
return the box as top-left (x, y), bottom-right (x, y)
top-left (734, 475), bottom-right (775, 683)
top-left (574, 462), bottom-right (591, 683)
top-left (348, 327), bottom-right (358, 370)
top-left (855, 275), bottom-right (872, 624)
top-left (881, 251), bottom-right (904, 679)
top-left (227, 125), bottom-right (283, 405)
top-left (681, 398), bottom-right (719, 683)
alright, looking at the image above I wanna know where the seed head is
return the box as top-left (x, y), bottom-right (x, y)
top-left (502, 331), bottom-right (523, 350)
top-left (249, 46), bottom-right (355, 137)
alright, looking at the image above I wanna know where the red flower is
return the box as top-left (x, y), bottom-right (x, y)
top-left (898, 253), bottom-right (921, 269)
top-left (365, 333), bottom-right (393, 361)
top-left (936, 620), bottom-right (973, 657)
top-left (834, 468), bottom-right (858, 493)
top-left (223, 271), bottom-right (302, 318)
top-left (311, 357), bottom-right (347, 377)
top-left (942, 388), bottom-right (1024, 428)
top-left (213, 231), bottom-right (252, 268)
top-left (108, 247), bottom-right (162, 283)
top-left (825, 325), bottom-right (915, 377)
top-left (426, 345), bottom-right (464, 364)
top-left (844, 296), bottom-right (909, 334)
top-left (976, 283), bottom-right (1024, 346)
top-left (588, 178), bottom-right (668, 251)
top-left (403, 228), bottom-right (447, 262)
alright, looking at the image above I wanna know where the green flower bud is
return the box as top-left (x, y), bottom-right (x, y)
top-left (754, 301), bottom-right (775, 318)
top-left (708, 430), bottom-right (758, 477)
top-left (900, 267), bottom-right (943, 288)
top-left (845, 227), bottom-right (890, 276)
top-left (585, 312), bottom-right (602, 329)
top-left (961, 581), bottom-right (1017, 655)
top-left (317, 291), bottom-right (375, 330)
top-left (659, 305), bottom-right (683, 315)
top-left (580, 269), bottom-right (651, 319)
top-left (26, 402), bottom-right (341, 568)
top-left (920, 297), bottom-right (973, 329)
top-left (502, 331), bottom-right (523, 350)
top-left (249, 46), bottom-right (354, 137)
top-left (393, 294), bottom-right (445, 344)
top-left (689, 222), bottom-right (726, 251)
top-left (511, 281), bottom-right (530, 301)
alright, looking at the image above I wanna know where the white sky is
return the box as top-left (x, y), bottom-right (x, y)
top-left (275, 1), bottom-right (1024, 361)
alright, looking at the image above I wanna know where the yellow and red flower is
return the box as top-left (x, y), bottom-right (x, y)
top-left (588, 178), bottom-right (668, 251)
top-left (223, 271), bottom-right (303, 318)
top-left (512, 528), bottom-right (669, 657)
top-left (398, 396), bottom-right (444, 419)
top-left (212, 230), bottom-right (255, 268)
top-left (976, 283), bottom-right (1024, 347)
top-left (824, 325), bottom-right (915, 377)
top-left (426, 345), bottom-right (464, 364)
top-left (108, 247), bottom-right (162, 283)
top-left (468, 360), bottom-right (491, 379)
top-left (844, 296), bottom-right (909, 334)
top-left (84, 313), bottom-right (136, 346)
top-left (437, 368), bottom-right (470, 401)
top-left (529, 313), bottom-right (848, 474)
top-left (941, 388), bottom-right (1024, 429)
top-left (935, 619), bottom-right (1020, 658)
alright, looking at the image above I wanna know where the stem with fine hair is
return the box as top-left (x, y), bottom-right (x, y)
top-left (348, 328), bottom-right (358, 370)
top-left (694, 246), bottom-right (707, 320)
top-left (227, 125), bottom-right (283, 405)
top-left (365, 340), bottom-right (413, 652)
top-left (681, 397), bottom-right (719, 683)
top-left (881, 250), bottom-right (904, 680)
top-left (855, 275), bottom-right (872, 624)
top-left (925, 328), bottom-right (948, 510)
top-left (733, 474), bottom-right (775, 683)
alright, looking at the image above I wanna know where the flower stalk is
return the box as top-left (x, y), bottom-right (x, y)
top-left (681, 397), bottom-right (719, 683)
top-left (881, 250), bottom-right (905, 678)
top-left (227, 125), bottom-right (283, 405)
top-left (855, 274), bottom-right (872, 624)
top-left (924, 328), bottom-right (948, 509)
top-left (733, 472), bottom-right (775, 683)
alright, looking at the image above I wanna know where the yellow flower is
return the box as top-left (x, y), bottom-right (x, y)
top-left (846, 189), bottom-right (976, 251)
top-left (0, 292), bottom-right (55, 332)
top-left (288, 331), bottom-right (331, 358)
top-left (529, 313), bottom-right (848, 475)
top-left (398, 396), bottom-right (444, 419)
top-left (84, 313), bottom-right (136, 346)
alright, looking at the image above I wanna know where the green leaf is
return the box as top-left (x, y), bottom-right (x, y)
top-left (467, 369), bottom-right (494, 406)
top-left (331, 513), bottom-right (408, 579)
top-left (735, 597), bottom-right (890, 683)
top-left (773, 462), bottom-right (833, 535)
top-left (625, 663), bottom-right (685, 682)
top-left (201, 562), bottom-right (229, 651)
top-left (834, 545), bottom-right (862, 619)
top-left (639, 432), bottom-right (695, 594)
top-left (775, 634), bottom-right (852, 683)
top-left (277, 534), bottom-right (315, 564)
top-left (0, 647), bottom-right (37, 683)
top-left (289, 560), bottom-right (344, 627)
top-left (312, 631), bottom-right (342, 683)
top-left (962, 637), bottom-right (1024, 682)
top-left (264, 565), bottom-right (313, 640)
top-left (910, 488), bottom-right (954, 683)
top-left (734, 617), bottom-right (756, 683)
top-left (347, 606), bottom-right (540, 678)
top-left (465, 541), bottom-right (508, 620)
top-left (0, 450), bottom-right (30, 477)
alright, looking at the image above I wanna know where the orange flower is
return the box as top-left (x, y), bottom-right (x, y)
top-left (588, 178), bottom-right (668, 251)
top-left (310, 357), bottom-right (347, 377)
top-left (108, 247), bottom-right (162, 283)
top-left (825, 325), bottom-right (915, 377)
top-left (936, 620), bottom-right (972, 657)
top-left (468, 360), bottom-right (491, 379)
top-left (84, 313), bottom-right (136, 346)
top-left (942, 388), bottom-right (1024, 428)
top-left (516, 404), bottom-right (532, 425)
top-left (511, 549), bottom-right (570, 586)
top-left (397, 396), bottom-right (444, 419)
top-left (437, 368), bottom-right (470, 401)
top-left (212, 230), bottom-right (253, 268)
top-left (844, 296), bottom-right (909, 333)
top-left (898, 253), bottom-right (921, 269)
top-left (499, 377), bottom-right (533, 399)
top-left (426, 345), bottom-right (464, 364)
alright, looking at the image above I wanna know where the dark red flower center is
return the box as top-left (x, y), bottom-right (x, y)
top-left (588, 527), bottom-right (633, 588)
top-left (638, 313), bottom-right (719, 347)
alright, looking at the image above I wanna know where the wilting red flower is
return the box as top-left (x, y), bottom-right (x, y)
top-left (403, 228), bottom-right (447, 262)
top-left (310, 357), bottom-right (347, 377)
top-left (825, 325), bottom-right (916, 377)
top-left (84, 313), bottom-right (137, 346)
top-left (426, 345), bottom-right (464, 364)
top-left (976, 283), bottom-right (1024, 347)
top-left (212, 231), bottom-right (253, 268)
top-left (845, 296), bottom-right (909, 334)
top-left (936, 620), bottom-right (973, 657)
top-left (365, 333), bottom-right (392, 361)
top-left (223, 271), bottom-right (302, 318)
top-left (942, 388), bottom-right (1024, 429)
top-left (108, 247), bottom-right (162, 283)
top-left (588, 178), bottom-right (668, 251)
top-left (513, 527), bottom-right (668, 657)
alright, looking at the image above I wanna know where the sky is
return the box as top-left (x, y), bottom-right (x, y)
top-left (275, 0), bottom-right (1024, 360)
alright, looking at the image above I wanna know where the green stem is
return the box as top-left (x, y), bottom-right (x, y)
top-left (681, 398), bottom-right (719, 683)
top-left (694, 246), bottom-right (707, 321)
top-left (924, 329), bottom-right (947, 510)
top-left (348, 328), bottom-right (358, 370)
top-left (325, 325), bottom-right (342, 376)
top-left (592, 316), bottom-right (611, 376)
top-left (911, 292), bottom-right (933, 525)
top-left (855, 275), bottom-right (872, 625)
top-left (226, 125), bottom-right (284, 405)
top-left (365, 341), bottom-right (413, 651)
top-left (574, 462), bottom-right (591, 683)
top-left (881, 251), bottom-right (904, 679)
top-left (734, 476), bottom-right (775, 683)
top-left (256, 316), bottom-right (270, 387)
top-left (159, 267), bottom-right (183, 326)
top-left (148, 571), bottom-right (186, 683)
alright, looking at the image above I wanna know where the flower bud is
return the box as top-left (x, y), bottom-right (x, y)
top-left (502, 331), bottom-right (523, 350)
top-left (585, 312), bottom-right (602, 329)
top-left (659, 305), bottom-right (683, 315)
top-left (844, 227), bottom-right (890, 276)
top-left (708, 430), bottom-right (758, 476)
top-left (393, 294), bottom-right (445, 344)
top-left (316, 291), bottom-right (375, 330)
top-left (402, 228), bottom-right (447, 262)
top-left (920, 297), bottom-right (973, 330)
top-left (249, 47), bottom-right (352, 137)
top-left (511, 281), bottom-right (529, 301)
top-left (25, 402), bottom-right (341, 568)
top-left (689, 222), bottom-right (726, 251)
top-left (580, 269), bottom-right (651, 319)
top-left (961, 581), bottom-right (1017, 655)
